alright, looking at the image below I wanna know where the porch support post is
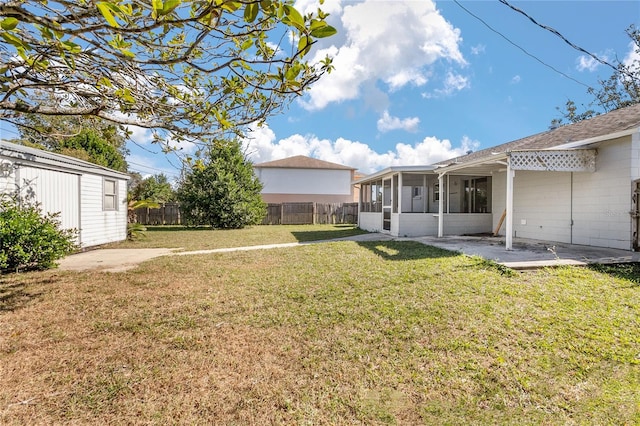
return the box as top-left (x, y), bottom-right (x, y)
top-left (438, 173), bottom-right (444, 237)
top-left (398, 172), bottom-right (403, 214)
top-left (505, 157), bottom-right (514, 250)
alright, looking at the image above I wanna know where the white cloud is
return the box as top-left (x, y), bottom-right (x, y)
top-left (623, 41), bottom-right (640, 69)
top-left (576, 55), bottom-right (600, 72)
top-left (299, 0), bottom-right (466, 111)
top-left (422, 72), bottom-right (470, 98)
top-left (242, 123), bottom-right (478, 174)
top-left (510, 75), bottom-right (521, 84)
top-left (471, 44), bottom-right (486, 55)
top-left (377, 110), bottom-right (420, 133)
top-left (124, 125), bottom-right (153, 145)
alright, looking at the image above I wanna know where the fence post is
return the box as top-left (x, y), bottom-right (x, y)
top-left (312, 202), bottom-right (316, 224)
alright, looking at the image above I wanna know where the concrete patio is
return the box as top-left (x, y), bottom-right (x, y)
top-left (403, 235), bottom-right (640, 270)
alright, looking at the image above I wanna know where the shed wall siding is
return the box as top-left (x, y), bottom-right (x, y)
top-left (17, 166), bottom-right (81, 235)
top-left (0, 163), bottom-right (13, 195)
top-left (257, 168), bottom-right (352, 195)
top-left (80, 174), bottom-right (128, 247)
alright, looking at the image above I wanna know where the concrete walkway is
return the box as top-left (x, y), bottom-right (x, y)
top-left (57, 233), bottom-right (393, 272)
top-left (57, 232), bottom-right (640, 272)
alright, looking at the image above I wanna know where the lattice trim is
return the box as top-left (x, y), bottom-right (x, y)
top-left (509, 150), bottom-right (596, 172)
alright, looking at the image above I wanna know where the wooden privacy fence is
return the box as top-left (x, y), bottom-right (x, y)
top-left (261, 202), bottom-right (359, 225)
top-left (134, 202), bottom-right (359, 225)
top-left (134, 202), bottom-right (181, 225)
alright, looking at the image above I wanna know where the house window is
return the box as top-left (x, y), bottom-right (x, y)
top-left (104, 178), bottom-right (118, 210)
top-left (463, 177), bottom-right (490, 213)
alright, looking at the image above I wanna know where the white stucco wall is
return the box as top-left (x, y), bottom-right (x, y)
top-left (443, 213), bottom-right (493, 236)
top-left (571, 137), bottom-right (631, 249)
top-left (397, 213), bottom-right (439, 237)
top-left (491, 136), bottom-right (633, 250)
top-left (257, 168), bottom-right (352, 195)
top-left (359, 212), bottom-right (381, 233)
top-left (79, 174), bottom-right (128, 247)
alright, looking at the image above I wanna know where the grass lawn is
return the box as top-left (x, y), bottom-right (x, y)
top-left (108, 224), bottom-right (369, 251)
top-left (1, 227), bottom-right (639, 424)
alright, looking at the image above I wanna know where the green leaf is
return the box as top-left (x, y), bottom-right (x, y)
top-left (152, 0), bottom-right (163, 19)
top-left (1, 18), bottom-right (19, 31)
top-left (244, 2), bottom-right (258, 23)
top-left (98, 77), bottom-right (114, 88)
top-left (297, 36), bottom-right (311, 57)
top-left (283, 5), bottom-right (305, 31)
top-left (259, 0), bottom-right (272, 12)
top-left (240, 38), bottom-right (253, 51)
top-left (0, 32), bottom-right (29, 50)
top-left (160, 0), bottom-right (181, 15)
top-left (97, 2), bottom-right (119, 27)
top-left (61, 40), bottom-right (82, 54)
top-left (220, 1), bottom-right (241, 13)
top-left (310, 25), bottom-right (336, 38)
top-left (285, 63), bottom-right (302, 81)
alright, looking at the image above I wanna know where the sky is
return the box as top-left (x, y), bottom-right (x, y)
top-left (1, 0), bottom-right (639, 181)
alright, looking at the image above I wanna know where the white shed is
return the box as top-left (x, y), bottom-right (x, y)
top-left (0, 141), bottom-right (129, 248)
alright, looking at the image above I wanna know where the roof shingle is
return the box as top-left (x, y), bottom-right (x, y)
top-left (253, 155), bottom-right (355, 170)
top-left (437, 103), bottom-right (640, 166)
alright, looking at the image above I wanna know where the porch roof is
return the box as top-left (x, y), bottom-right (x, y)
top-left (353, 165), bottom-right (435, 184)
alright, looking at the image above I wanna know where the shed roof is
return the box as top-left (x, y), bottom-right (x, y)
top-left (254, 155), bottom-right (355, 170)
top-left (0, 140), bottom-right (130, 179)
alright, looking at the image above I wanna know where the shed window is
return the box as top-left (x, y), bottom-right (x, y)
top-left (104, 179), bottom-right (118, 210)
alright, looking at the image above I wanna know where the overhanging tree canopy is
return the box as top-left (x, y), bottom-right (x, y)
top-left (0, 0), bottom-right (335, 152)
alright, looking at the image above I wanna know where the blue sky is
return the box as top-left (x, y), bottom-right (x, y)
top-left (2, 1), bottom-right (639, 181)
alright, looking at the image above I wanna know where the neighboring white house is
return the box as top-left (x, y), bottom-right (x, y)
top-left (254, 155), bottom-right (357, 203)
top-left (0, 141), bottom-right (129, 248)
top-left (356, 103), bottom-right (640, 251)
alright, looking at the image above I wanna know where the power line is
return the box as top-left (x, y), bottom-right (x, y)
top-left (498, 0), bottom-right (634, 81)
top-left (452, 0), bottom-right (593, 89)
top-left (128, 160), bottom-right (180, 176)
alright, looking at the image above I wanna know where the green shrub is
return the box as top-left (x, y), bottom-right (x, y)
top-left (0, 198), bottom-right (77, 272)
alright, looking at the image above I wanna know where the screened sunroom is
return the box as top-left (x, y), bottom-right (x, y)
top-left (356, 166), bottom-right (493, 237)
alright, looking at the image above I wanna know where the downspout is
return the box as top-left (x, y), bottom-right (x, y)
top-left (505, 155), bottom-right (514, 250)
top-left (438, 172), bottom-right (444, 237)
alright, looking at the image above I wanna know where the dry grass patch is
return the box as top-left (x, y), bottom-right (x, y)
top-left (108, 224), bottom-right (368, 251)
top-left (1, 241), bottom-right (639, 424)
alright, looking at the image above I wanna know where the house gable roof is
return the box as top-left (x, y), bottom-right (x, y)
top-left (254, 155), bottom-right (355, 170)
top-left (437, 103), bottom-right (640, 168)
